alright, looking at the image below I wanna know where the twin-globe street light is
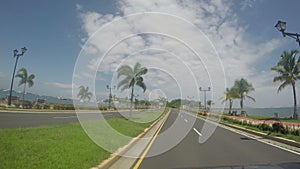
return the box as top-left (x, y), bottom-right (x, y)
top-left (275, 20), bottom-right (300, 47)
top-left (8, 47), bottom-right (27, 106)
top-left (199, 87), bottom-right (211, 112)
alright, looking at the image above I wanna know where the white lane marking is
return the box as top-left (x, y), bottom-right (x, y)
top-left (184, 119), bottom-right (188, 123)
top-left (180, 115), bottom-right (183, 118)
top-left (53, 116), bottom-right (77, 119)
top-left (182, 111), bottom-right (300, 156)
top-left (193, 128), bottom-right (202, 136)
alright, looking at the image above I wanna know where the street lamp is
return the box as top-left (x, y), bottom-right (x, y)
top-left (275, 20), bottom-right (300, 46)
top-left (199, 87), bottom-right (211, 112)
top-left (106, 85), bottom-right (115, 110)
top-left (8, 47), bottom-right (27, 106)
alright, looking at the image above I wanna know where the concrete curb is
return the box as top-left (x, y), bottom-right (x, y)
top-left (93, 109), bottom-right (171, 169)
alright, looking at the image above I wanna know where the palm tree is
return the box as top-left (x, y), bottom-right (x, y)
top-left (233, 78), bottom-right (255, 114)
top-left (15, 67), bottom-right (35, 107)
top-left (117, 62), bottom-right (148, 111)
top-left (271, 50), bottom-right (300, 119)
top-left (77, 86), bottom-right (93, 102)
top-left (221, 87), bottom-right (240, 114)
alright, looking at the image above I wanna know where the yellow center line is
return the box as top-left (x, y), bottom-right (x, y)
top-left (132, 111), bottom-right (170, 169)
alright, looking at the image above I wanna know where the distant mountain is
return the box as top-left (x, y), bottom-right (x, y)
top-left (0, 89), bottom-right (73, 104)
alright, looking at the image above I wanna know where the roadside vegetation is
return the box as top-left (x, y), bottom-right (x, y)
top-left (221, 116), bottom-right (300, 142)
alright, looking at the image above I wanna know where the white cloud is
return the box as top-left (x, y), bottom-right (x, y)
top-left (75, 0), bottom-right (289, 108)
top-left (240, 0), bottom-right (257, 10)
top-left (47, 82), bottom-right (73, 89)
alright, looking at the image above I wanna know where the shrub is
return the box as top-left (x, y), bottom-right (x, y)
top-left (272, 123), bottom-right (288, 134)
top-left (23, 102), bottom-right (33, 109)
top-left (242, 120), bottom-right (249, 126)
top-left (291, 129), bottom-right (300, 136)
top-left (258, 123), bottom-right (272, 131)
top-left (44, 104), bottom-right (50, 109)
top-left (198, 112), bottom-right (207, 116)
top-left (14, 102), bottom-right (21, 108)
top-left (222, 116), bottom-right (229, 121)
top-left (33, 103), bottom-right (44, 109)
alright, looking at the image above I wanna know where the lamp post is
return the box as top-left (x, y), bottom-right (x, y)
top-left (106, 85), bottom-right (115, 110)
top-left (199, 87), bottom-right (211, 112)
top-left (275, 20), bottom-right (300, 46)
top-left (8, 47), bottom-right (27, 106)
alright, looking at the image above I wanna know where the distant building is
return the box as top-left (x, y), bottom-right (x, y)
top-left (36, 98), bottom-right (46, 104)
top-left (5, 95), bottom-right (19, 102)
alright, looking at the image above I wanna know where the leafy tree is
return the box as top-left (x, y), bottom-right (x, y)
top-left (206, 100), bottom-right (214, 111)
top-left (233, 78), bottom-right (255, 113)
top-left (77, 86), bottom-right (93, 102)
top-left (168, 99), bottom-right (181, 108)
top-left (271, 50), bottom-right (300, 119)
top-left (221, 87), bottom-right (240, 114)
top-left (15, 67), bottom-right (35, 107)
top-left (117, 62), bottom-right (148, 111)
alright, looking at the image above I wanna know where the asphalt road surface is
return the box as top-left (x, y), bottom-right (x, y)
top-left (137, 109), bottom-right (300, 169)
top-left (0, 110), bottom-right (146, 128)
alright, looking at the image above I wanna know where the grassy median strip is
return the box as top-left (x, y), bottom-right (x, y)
top-left (0, 109), bottom-right (167, 169)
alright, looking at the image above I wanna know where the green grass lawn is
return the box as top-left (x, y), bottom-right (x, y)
top-left (0, 109), bottom-right (167, 169)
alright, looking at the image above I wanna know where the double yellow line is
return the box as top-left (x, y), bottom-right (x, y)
top-left (132, 112), bottom-right (169, 169)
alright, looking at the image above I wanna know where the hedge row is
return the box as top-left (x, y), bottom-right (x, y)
top-left (222, 116), bottom-right (300, 136)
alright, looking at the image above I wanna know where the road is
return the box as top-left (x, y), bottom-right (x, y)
top-left (0, 110), bottom-right (146, 128)
top-left (136, 109), bottom-right (300, 168)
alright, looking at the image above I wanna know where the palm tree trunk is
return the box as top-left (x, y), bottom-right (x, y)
top-left (22, 82), bottom-right (26, 109)
top-left (130, 86), bottom-right (134, 118)
top-left (292, 83), bottom-right (298, 119)
top-left (229, 99), bottom-right (233, 114)
top-left (240, 97), bottom-right (243, 112)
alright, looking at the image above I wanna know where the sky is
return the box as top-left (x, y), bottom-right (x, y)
top-left (1, 0), bottom-right (300, 108)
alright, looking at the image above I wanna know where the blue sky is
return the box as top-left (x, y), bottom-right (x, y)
top-left (1, 0), bottom-right (300, 108)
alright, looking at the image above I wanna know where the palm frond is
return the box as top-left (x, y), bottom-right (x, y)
top-left (277, 81), bottom-right (289, 93)
top-left (136, 67), bottom-right (148, 76)
top-left (246, 95), bottom-right (255, 102)
top-left (27, 74), bottom-right (35, 88)
top-left (136, 80), bottom-right (146, 92)
top-left (133, 62), bottom-right (142, 74)
top-left (120, 84), bottom-right (130, 92)
top-left (117, 65), bottom-right (133, 78)
top-left (117, 77), bottom-right (132, 90)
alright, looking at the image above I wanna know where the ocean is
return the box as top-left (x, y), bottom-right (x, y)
top-left (218, 107), bottom-right (300, 118)
top-left (0, 89), bottom-right (72, 104)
